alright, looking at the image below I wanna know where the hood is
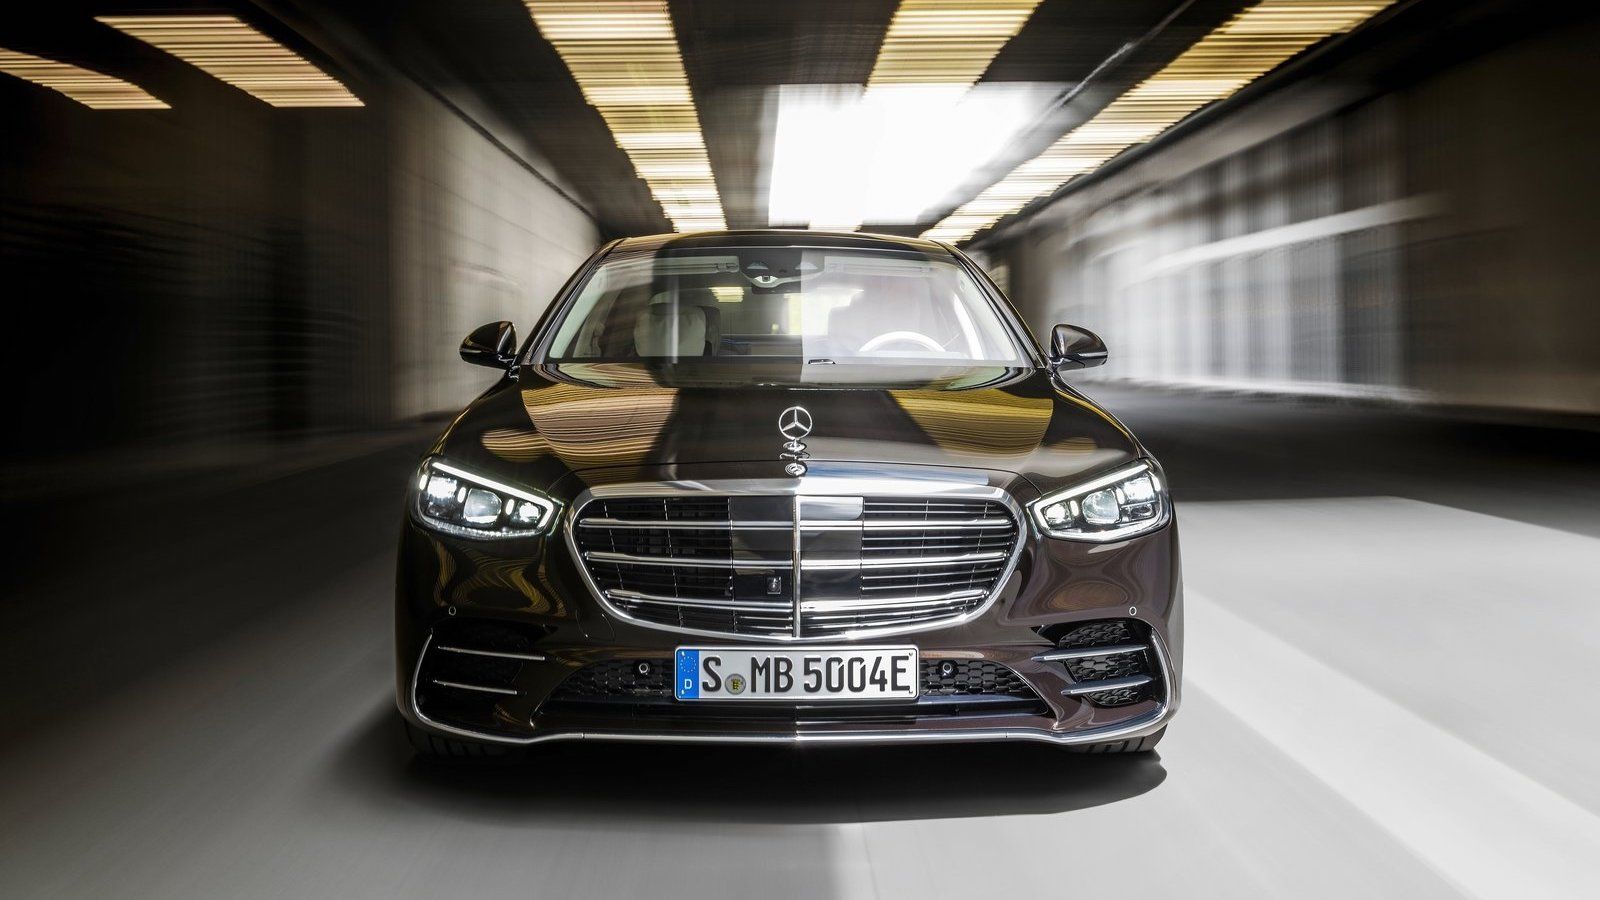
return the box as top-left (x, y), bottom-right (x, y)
top-left (432, 360), bottom-right (1142, 493)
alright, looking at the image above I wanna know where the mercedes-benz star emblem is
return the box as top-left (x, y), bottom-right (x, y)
top-left (777, 406), bottom-right (812, 476)
top-left (777, 406), bottom-right (813, 440)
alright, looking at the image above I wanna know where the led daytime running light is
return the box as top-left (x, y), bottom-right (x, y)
top-left (413, 459), bottom-right (558, 539)
top-left (1029, 460), bottom-right (1169, 542)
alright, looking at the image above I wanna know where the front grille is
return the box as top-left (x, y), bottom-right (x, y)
top-left (550, 657), bottom-right (1037, 701)
top-left (573, 492), bottom-right (1019, 638)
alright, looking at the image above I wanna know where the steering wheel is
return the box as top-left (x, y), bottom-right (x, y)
top-left (858, 330), bottom-right (946, 353)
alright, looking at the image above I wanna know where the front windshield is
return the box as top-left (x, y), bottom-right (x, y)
top-left (543, 245), bottom-right (1031, 365)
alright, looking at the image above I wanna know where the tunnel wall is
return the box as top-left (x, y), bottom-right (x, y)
top-left (387, 81), bottom-right (601, 419)
top-left (0, 71), bottom-right (599, 464)
top-left (989, 18), bottom-right (1600, 417)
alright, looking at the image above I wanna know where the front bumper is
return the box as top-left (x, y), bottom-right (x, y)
top-left (395, 461), bottom-right (1184, 747)
top-left (402, 630), bottom-right (1179, 748)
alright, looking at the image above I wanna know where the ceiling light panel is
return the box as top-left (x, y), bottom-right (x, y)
top-left (95, 15), bottom-right (362, 108)
top-left (770, 83), bottom-right (1056, 232)
top-left (0, 48), bottom-right (168, 109)
top-left (771, 0), bottom-right (1041, 232)
top-left (525, 0), bottom-right (725, 232)
top-left (868, 0), bottom-right (1042, 88)
top-left (922, 0), bottom-right (1396, 243)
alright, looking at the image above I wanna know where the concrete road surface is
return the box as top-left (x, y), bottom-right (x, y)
top-left (3, 386), bottom-right (1598, 899)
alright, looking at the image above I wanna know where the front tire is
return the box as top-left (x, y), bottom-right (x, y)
top-left (1065, 727), bottom-right (1165, 754)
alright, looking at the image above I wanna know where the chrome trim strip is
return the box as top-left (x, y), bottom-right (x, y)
top-left (1061, 674), bottom-right (1152, 696)
top-left (583, 550), bottom-right (791, 569)
top-left (431, 678), bottom-right (518, 696)
top-left (435, 644), bottom-right (547, 662)
top-left (804, 608), bottom-right (967, 624)
top-left (791, 495), bottom-right (803, 637)
top-left (405, 626), bottom-right (1180, 748)
top-left (800, 588), bottom-right (985, 612)
top-left (435, 724), bottom-right (1169, 747)
top-left (579, 518), bottom-right (791, 530)
top-left (609, 589), bottom-right (791, 612)
top-left (1033, 644), bottom-right (1146, 662)
top-left (862, 518), bottom-right (1011, 529)
top-left (562, 476), bottom-right (1027, 644)
top-left (797, 518), bottom-right (1012, 531)
top-left (844, 550), bottom-right (1008, 570)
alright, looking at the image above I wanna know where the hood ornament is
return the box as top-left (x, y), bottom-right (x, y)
top-left (778, 406), bottom-right (811, 476)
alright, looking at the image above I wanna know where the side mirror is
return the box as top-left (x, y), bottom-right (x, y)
top-left (460, 321), bottom-right (518, 370)
top-left (1049, 323), bottom-right (1108, 370)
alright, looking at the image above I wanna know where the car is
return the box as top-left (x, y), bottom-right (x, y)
top-left (395, 230), bottom-right (1181, 758)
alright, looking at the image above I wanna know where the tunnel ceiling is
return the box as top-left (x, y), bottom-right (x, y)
top-left (2, 0), bottom-right (1256, 238)
top-left (301, 0), bottom-right (1256, 238)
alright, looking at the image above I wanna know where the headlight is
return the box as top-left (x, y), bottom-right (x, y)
top-left (1029, 460), bottom-right (1170, 542)
top-left (412, 459), bottom-right (558, 538)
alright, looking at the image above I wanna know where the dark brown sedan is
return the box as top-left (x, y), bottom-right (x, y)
top-left (396, 231), bottom-right (1181, 757)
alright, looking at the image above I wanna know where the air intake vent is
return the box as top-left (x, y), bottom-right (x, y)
top-left (1038, 619), bottom-right (1162, 707)
top-left (919, 659), bottom-right (1034, 696)
top-left (413, 620), bottom-right (545, 735)
top-left (551, 659), bottom-right (673, 700)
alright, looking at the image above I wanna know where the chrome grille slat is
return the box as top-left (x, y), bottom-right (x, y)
top-left (609, 590), bottom-right (792, 611)
top-left (803, 605), bottom-right (974, 624)
top-left (861, 570), bottom-right (1002, 586)
top-left (804, 597), bottom-right (978, 616)
top-left (810, 551), bottom-right (1007, 570)
top-left (801, 588), bottom-right (986, 612)
top-left (861, 518), bottom-right (1012, 529)
top-left (583, 550), bottom-right (788, 569)
top-left (574, 491), bottom-right (1020, 638)
top-left (579, 518), bottom-right (792, 530)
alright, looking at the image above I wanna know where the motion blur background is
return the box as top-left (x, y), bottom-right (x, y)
top-left (2, 1), bottom-right (1597, 898)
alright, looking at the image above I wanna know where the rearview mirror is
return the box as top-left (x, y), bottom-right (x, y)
top-left (460, 321), bottom-right (518, 370)
top-left (1049, 323), bottom-right (1108, 370)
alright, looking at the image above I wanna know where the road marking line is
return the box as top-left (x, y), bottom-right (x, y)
top-left (1186, 590), bottom-right (1600, 900)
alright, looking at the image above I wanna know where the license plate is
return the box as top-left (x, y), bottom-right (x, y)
top-left (674, 646), bottom-right (919, 701)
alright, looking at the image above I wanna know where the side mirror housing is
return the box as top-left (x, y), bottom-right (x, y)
top-left (460, 321), bottom-right (518, 370)
top-left (1049, 323), bottom-right (1108, 370)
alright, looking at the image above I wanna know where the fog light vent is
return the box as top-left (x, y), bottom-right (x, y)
top-left (413, 619), bottom-right (545, 735)
top-left (1036, 619), bottom-right (1160, 708)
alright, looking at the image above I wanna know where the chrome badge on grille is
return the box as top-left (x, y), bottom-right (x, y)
top-left (778, 405), bottom-right (811, 476)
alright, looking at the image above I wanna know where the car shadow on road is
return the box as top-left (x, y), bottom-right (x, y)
top-left (332, 703), bottom-right (1167, 825)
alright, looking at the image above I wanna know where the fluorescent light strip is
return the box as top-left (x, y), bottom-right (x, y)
top-left (868, 0), bottom-right (1042, 88)
top-left (921, 0), bottom-right (1396, 243)
top-left (787, 0), bottom-right (1040, 232)
top-left (525, 0), bottom-right (725, 232)
top-left (0, 48), bottom-right (167, 109)
top-left (96, 15), bottom-right (362, 108)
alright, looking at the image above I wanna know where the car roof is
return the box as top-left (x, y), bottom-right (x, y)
top-left (611, 229), bottom-right (954, 255)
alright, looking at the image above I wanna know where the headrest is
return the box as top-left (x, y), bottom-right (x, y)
top-left (634, 302), bottom-right (707, 356)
